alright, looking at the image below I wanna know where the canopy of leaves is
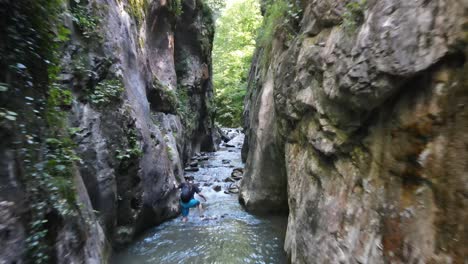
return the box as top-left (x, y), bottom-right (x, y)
top-left (204, 0), bottom-right (227, 20)
top-left (213, 0), bottom-right (262, 127)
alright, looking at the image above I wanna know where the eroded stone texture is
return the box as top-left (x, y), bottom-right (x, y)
top-left (242, 0), bottom-right (468, 262)
top-left (0, 0), bottom-right (215, 262)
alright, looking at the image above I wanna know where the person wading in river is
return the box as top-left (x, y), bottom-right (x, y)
top-left (174, 179), bottom-right (207, 222)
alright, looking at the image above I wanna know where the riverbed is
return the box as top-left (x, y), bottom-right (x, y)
top-left (114, 132), bottom-right (287, 264)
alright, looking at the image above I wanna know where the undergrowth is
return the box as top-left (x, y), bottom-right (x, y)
top-left (71, 4), bottom-right (101, 40)
top-left (89, 79), bottom-right (124, 106)
top-left (127, 0), bottom-right (149, 26)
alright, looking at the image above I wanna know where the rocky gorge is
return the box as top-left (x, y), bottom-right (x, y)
top-left (241, 0), bottom-right (468, 263)
top-left (1, 0), bottom-right (468, 263)
top-left (1, 0), bottom-right (217, 262)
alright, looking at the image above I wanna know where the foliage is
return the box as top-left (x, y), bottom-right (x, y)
top-left (168, 0), bottom-right (183, 17)
top-left (48, 86), bottom-right (73, 107)
top-left (342, 0), bottom-right (367, 33)
top-left (204, 0), bottom-right (226, 20)
top-left (0, 84), bottom-right (15, 122)
top-left (257, 0), bottom-right (288, 49)
top-left (0, 0), bottom-right (87, 261)
top-left (71, 4), bottom-right (101, 39)
top-left (89, 79), bottom-right (124, 105)
top-left (0, 108), bottom-right (18, 121)
top-left (176, 85), bottom-right (189, 116)
top-left (127, 0), bottom-right (149, 26)
top-left (163, 134), bottom-right (175, 161)
top-left (256, 0), bottom-right (302, 69)
top-left (212, 0), bottom-right (262, 127)
top-left (176, 85), bottom-right (197, 132)
top-left (71, 54), bottom-right (92, 79)
top-left (26, 136), bottom-right (81, 263)
top-left (46, 86), bottom-right (73, 130)
top-left (116, 127), bottom-right (142, 169)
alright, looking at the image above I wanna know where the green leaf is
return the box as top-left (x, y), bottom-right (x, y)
top-left (55, 165), bottom-right (67, 171)
top-left (5, 115), bottom-right (17, 121)
top-left (0, 83), bottom-right (8, 92)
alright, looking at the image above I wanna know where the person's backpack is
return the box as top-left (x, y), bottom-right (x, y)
top-left (180, 184), bottom-right (192, 203)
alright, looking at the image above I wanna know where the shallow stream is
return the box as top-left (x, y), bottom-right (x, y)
top-left (115, 132), bottom-right (287, 264)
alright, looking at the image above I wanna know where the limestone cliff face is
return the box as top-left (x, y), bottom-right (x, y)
top-left (242, 0), bottom-right (468, 263)
top-left (0, 0), bottom-right (215, 262)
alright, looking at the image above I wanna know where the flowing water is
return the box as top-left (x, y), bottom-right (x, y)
top-left (114, 132), bottom-right (287, 264)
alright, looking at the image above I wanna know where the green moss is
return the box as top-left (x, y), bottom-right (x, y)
top-left (126, 0), bottom-right (149, 26)
top-left (176, 85), bottom-right (197, 132)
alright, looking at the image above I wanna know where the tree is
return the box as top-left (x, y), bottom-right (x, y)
top-left (204, 0), bottom-right (227, 19)
top-left (213, 0), bottom-right (262, 127)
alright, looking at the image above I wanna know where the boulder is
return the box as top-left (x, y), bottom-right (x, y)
top-left (184, 167), bottom-right (199, 172)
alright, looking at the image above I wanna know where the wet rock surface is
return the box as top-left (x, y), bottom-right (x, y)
top-left (114, 130), bottom-right (287, 263)
top-left (242, 0), bottom-right (468, 263)
top-left (0, 0), bottom-right (216, 262)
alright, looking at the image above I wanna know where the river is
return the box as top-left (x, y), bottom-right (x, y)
top-left (114, 131), bottom-right (287, 264)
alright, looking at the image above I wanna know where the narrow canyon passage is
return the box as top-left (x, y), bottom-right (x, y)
top-left (1, 0), bottom-right (467, 263)
top-left (114, 131), bottom-right (287, 263)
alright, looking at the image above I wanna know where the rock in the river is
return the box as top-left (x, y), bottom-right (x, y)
top-left (222, 159), bottom-right (231, 164)
top-left (228, 184), bottom-right (239, 194)
top-left (184, 167), bottom-right (200, 172)
top-left (189, 161), bottom-right (198, 167)
top-left (223, 177), bottom-right (235, 183)
top-left (241, 0), bottom-right (468, 263)
top-left (231, 169), bottom-right (243, 180)
top-left (212, 185), bottom-right (222, 192)
top-left (198, 156), bottom-right (210, 161)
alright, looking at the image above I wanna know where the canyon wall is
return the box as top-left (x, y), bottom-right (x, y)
top-left (0, 0), bottom-right (215, 262)
top-left (241, 0), bottom-right (468, 263)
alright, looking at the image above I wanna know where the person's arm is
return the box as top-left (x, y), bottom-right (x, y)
top-left (174, 181), bottom-right (181, 189)
top-left (194, 185), bottom-right (207, 201)
top-left (198, 192), bottom-right (207, 202)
